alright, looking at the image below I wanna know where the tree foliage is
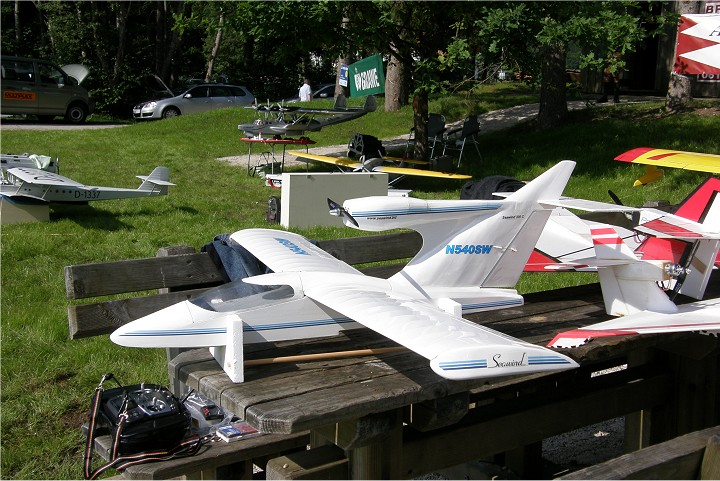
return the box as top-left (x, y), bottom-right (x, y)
top-left (1, 0), bottom-right (676, 126)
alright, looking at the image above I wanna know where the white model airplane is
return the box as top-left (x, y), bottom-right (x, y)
top-left (0, 166), bottom-right (174, 204)
top-left (238, 95), bottom-right (376, 138)
top-left (527, 176), bottom-right (720, 272)
top-left (546, 189), bottom-right (720, 348)
top-left (112, 161), bottom-right (582, 383)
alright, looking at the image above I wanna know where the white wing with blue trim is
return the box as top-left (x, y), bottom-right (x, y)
top-left (230, 228), bottom-right (361, 275)
top-left (298, 272), bottom-right (578, 380)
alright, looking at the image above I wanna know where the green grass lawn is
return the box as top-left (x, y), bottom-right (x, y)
top-left (1, 83), bottom-right (718, 479)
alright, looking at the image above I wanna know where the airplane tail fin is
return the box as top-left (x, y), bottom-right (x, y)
top-left (391, 161), bottom-right (575, 290)
top-left (333, 94), bottom-right (347, 109)
top-left (591, 226), bottom-right (678, 316)
top-left (363, 95), bottom-right (377, 112)
top-left (137, 166), bottom-right (175, 194)
top-left (634, 177), bottom-right (720, 299)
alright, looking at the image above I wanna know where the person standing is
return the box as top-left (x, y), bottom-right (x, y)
top-left (298, 78), bottom-right (312, 102)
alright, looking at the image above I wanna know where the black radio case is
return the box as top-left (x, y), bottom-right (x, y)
top-left (99, 383), bottom-right (190, 454)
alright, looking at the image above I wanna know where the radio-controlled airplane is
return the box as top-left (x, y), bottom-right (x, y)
top-left (547, 219), bottom-right (720, 348)
top-left (288, 150), bottom-right (472, 185)
top-left (527, 176), bottom-right (720, 272)
top-left (112, 161), bottom-right (584, 383)
top-left (539, 179), bottom-right (720, 348)
top-left (238, 94), bottom-right (376, 138)
top-left (0, 166), bottom-right (174, 204)
top-left (615, 147), bottom-right (720, 186)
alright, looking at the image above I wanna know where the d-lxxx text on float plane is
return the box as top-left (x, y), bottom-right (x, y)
top-left (112, 161), bottom-right (581, 383)
top-left (0, 166), bottom-right (174, 204)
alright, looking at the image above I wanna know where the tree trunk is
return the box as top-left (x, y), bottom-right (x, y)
top-left (111, 1), bottom-right (131, 89)
top-left (665, 0), bottom-right (701, 113)
top-left (14, 0), bottom-right (21, 54)
top-left (385, 53), bottom-right (407, 112)
top-left (205, 13), bottom-right (224, 83)
top-left (412, 91), bottom-right (429, 161)
top-left (538, 42), bottom-right (568, 130)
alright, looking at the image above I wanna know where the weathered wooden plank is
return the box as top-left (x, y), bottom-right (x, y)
top-left (315, 231), bottom-right (421, 265)
top-left (702, 434), bottom-right (720, 480)
top-left (557, 425), bottom-right (720, 480)
top-left (68, 288), bottom-right (211, 339)
top-left (65, 253), bottom-right (225, 299)
top-left (402, 371), bottom-right (673, 479)
top-left (93, 431), bottom-right (310, 480)
top-left (266, 444), bottom-right (348, 480)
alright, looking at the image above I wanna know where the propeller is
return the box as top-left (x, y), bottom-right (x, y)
top-left (607, 189), bottom-right (623, 206)
top-left (608, 189), bottom-right (638, 224)
top-left (327, 198), bottom-right (359, 227)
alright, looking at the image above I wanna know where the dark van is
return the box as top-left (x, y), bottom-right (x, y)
top-left (1, 56), bottom-right (94, 123)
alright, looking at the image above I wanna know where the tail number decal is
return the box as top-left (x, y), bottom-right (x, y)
top-left (445, 244), bottom-right (493, 255)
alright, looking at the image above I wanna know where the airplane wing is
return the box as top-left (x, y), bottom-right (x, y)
top-left (635, 215), bottom-right (720, 240)
top-left (289, 151), bottom-right (471, 180)
top-left (548, 297), bottom-right (720, 348)
top-left (233, 228), bottom-right (577, 380)
top-left (543, 196), bottom-right (641, 212)
top-left (7, 167), bottom-right (84, 187)
top-left (372, 165), bottom-right (472, 180)
top-left (616, 147), bottom-right (720, 185)
top-left (230, 229), bottom-right (361, 275)
top-left (303, 275), bottom-right (577, 380)
top-left (288, 151), bottom-right (364, 170)
top-left (616, 147), bottom-right (720, 173)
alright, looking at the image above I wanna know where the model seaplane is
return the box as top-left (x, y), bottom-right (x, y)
top-left (112, 160), bottom-right (586, 383)
top-left (0, 166), bottom-right (174, 204)
top-left (238, 94), bottom-right (376, 138)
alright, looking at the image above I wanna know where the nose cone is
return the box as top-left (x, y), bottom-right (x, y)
top-left (110, 300), bottom-right (229, 348)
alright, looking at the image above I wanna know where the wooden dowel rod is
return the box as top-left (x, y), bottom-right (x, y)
top-left (244, 346), bottom-right (407, 366)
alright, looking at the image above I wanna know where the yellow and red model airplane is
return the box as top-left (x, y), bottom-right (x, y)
top-left (288, 150), bottom-right (471, 185)
top-left (616, 147), bottom-right (720, 186)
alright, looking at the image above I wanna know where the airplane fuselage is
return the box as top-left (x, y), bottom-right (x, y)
top-left (0, 182), bottom-right (165, 203)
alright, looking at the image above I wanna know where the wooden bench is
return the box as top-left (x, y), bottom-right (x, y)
top-left (558, 425), bottom-right (720, 480)
top-left (65, 231), bottom-right (422, 479)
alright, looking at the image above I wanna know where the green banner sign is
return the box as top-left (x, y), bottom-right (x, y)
top-left (349, 54), bottom-right (385, 97)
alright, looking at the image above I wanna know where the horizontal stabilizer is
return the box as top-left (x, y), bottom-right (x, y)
top-left (548, 297), bottom-right (720, 348)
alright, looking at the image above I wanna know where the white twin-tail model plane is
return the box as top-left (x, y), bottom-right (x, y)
top-left (0, 166), bottom-right (174, 204)
top-left (546, 179), bottom-right (720, 348)
top-left (112, 161), bottom-right (582, 383)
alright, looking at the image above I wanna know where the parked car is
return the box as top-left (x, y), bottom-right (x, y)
top-left (283, 83), bottom-right (336, 103)
top-left (1, 55), bottom-right (94, 123)
top-left (133, 76), bottom-right (255, 120)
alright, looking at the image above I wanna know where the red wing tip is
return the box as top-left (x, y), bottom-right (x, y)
top-left (548, 329), bottom-right (638, 348)
top-left (615, 147), bottom-right (654, 162)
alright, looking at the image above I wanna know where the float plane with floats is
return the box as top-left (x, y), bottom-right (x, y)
top-left (0, 166), bottom-right (174, 204)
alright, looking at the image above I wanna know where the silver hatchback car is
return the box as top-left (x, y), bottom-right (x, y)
top-left (133, 79), bottom-right (255, 120)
